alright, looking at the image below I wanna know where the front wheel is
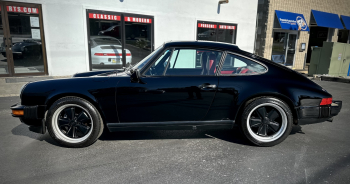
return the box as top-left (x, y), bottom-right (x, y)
top-left (240, 97), bottom-right (293, 147)
top-left (46, 97), bottom-right (104, 148)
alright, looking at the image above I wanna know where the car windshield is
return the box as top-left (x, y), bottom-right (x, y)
top-left (131, 44), bottom-right (164, 71)
top-left (92, 37), bottom-right (121, 46)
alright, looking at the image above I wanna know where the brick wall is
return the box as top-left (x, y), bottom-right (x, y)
top-left (255, 0), bottom-right (350, 69)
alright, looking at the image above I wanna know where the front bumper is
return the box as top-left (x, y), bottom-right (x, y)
top-left (297, 100), bottom-right (342, 125)
top-left (11, 103), bottom-right (47, 134)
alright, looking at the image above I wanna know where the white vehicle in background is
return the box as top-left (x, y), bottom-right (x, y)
top-left (90, 36), bottom-right (132, 66)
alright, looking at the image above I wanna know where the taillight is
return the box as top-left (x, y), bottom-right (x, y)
top-left (320, 98), bottom-right (332, 105)
top-left (94, 53), bottom-right (131, 56)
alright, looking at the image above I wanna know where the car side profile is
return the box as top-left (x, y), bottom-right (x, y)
top-left (11, 41), bottom-right (342, 148)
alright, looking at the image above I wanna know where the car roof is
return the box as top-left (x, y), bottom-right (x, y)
top-left (163, 41), bottom-right (240, 51)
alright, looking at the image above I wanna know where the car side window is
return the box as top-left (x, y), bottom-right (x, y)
top-left (221, 54), bottom-right (267, 75)
top-left (144, 49), bottom-right (172, 76)
top-left (165, 49), bottom-right (222, 76)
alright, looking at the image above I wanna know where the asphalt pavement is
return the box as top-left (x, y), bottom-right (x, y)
top-left (0, 80), bottom-right (349, 184)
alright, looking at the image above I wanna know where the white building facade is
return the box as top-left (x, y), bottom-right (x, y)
top-left (0, 0), bottom-right (258, 77)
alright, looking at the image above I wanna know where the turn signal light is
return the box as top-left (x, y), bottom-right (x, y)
top-left (320, 98), bottom-right (332, 105)
top-left (12, 110), bottom-right (24, 116)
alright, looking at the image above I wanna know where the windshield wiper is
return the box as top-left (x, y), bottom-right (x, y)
top-left (124, 64), bottom-right (135, 73)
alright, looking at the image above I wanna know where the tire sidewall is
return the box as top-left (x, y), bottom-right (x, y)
top-left (46, 97), bottom-right (102, 148)
top-left (241, 97), bottom-right (293, 147)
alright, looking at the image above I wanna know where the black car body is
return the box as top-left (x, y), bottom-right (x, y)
top-left (1, 39), bottom-right (42, 59)
top-left (11, 41), bottom-right (342, 147)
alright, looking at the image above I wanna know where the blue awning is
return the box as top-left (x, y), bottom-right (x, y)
top-left (275, 10), bottom-right (309, 31)
top-left (310, 10), bottom-right (344, 29)
top-left (340, 15), bottom-right (350, 29)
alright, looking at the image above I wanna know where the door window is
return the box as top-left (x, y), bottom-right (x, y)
top-left (165, 49), bottom-right (222, 76)
top-left (221, 54), bottom-right (266, 75)
top-left (197, 21), bottom-right (237, 44)
top-left (144, 49), bottom-right (172, 76)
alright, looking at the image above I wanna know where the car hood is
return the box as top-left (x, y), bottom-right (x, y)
top-left (73, 69), bottom-right (127, 77)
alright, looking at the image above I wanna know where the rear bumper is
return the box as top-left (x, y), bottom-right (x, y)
top-left (297, 101), bottom-right (342, 125)
top-left (10, 103), bottom-right (46, 134)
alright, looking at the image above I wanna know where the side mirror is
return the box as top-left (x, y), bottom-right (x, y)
top-left (130, 69), bottom-right (146, 84)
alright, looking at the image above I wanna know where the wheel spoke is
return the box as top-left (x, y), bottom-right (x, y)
top-left (256, 107), bottom-right (267, 118)
top-left (267, 124), bottom-right (277, 133)
top-left (268, 109), bottom-right (279, 122)
top-left (77, 112), bottom-right (89, 122)
top-left (268, 121), bottom-right (280, 132)
top-left (58, 118), bottom-right (70, 127)
top-left (76, 124), bottom-right (90, 135)
top-left (257, 124), bottom-right (267, 136)
top-left (250, 118), bottom-right (262, 127)
top-left (64, 107), bottom-right (75, 120)
top-left (72, 126), bottom-right (76, 138)
top-left (65, 125), bottom-right (73, 136)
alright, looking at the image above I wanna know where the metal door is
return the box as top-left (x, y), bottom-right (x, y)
top-left (339, 44), bottom-right (350, 76)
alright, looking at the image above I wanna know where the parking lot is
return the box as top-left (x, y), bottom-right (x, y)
top-left (0, 80), bottom-right (349, 184)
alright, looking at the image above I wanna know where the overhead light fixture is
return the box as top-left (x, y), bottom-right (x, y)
top-left (219, 0), bottom-right (229, 4)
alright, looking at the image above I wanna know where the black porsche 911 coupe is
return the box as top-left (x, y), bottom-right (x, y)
top-left (11, 41), bottom-right (342, 148)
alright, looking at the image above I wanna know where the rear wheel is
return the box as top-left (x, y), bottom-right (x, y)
top-left (240, 97), bottom-right (293, 146)
top-left (46, 97), bottom-right (103, 148)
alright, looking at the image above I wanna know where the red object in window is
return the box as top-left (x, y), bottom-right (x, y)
top-left (240, 68), bottom-right (250, 74)
top-left (94, 53), bottom-right (131, 56)
top-left (221, 71), bottom-right (234, 74)
top-left (320, 98), bottom-right (332, 105)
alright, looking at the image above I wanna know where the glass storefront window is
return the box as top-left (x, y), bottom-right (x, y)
top-left (87, 10), bottom-right (154, 70)
top-left (124, 15), bottom-right (152, 67)
top-left (88, 12), bottom-right (122, 70)
top-left (197, 21), bottom-right (237, 44)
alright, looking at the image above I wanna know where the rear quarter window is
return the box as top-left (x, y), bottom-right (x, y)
top-left (221, 54), bottom-right (267, 75)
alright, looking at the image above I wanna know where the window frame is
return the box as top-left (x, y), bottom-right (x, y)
top-left (141, 47), bottom-right (226, 77)
top-left (217, 52), bottom-right (269, 76)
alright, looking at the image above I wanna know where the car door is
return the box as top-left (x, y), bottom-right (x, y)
top-left (204, 52), bottom-right (268, 121)
top-left (116, 48), bottom-right (223, 123)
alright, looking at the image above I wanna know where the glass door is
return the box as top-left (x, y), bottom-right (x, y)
top-left (0, 2), bottom-right (47, 76)
top-left (0, 4), bottom-right (10, 76)
top-left (271, 32), bottom-right (297, 66)
top-left (285, 34), bottom-right (297, 66)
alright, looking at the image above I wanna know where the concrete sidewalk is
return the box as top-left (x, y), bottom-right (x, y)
top-left (0, 76), bottom-right (70, 97)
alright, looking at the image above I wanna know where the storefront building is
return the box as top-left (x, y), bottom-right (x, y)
top-left (0, 0), bottom-right (258, 77)
top-left (255, 0), bottom-right (350, 70)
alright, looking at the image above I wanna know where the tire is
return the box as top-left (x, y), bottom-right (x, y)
top-left (46, 97), bottom-right (104, 148)
top-left (240, 97), bottom-right (293, 147)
